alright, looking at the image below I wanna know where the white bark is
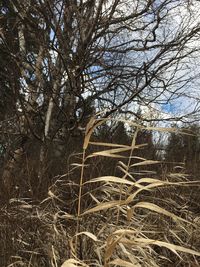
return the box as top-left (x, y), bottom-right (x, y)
top-left (12, 2), bottom-right (30, 54)
top-left (45, 97), bottom-right (54, 137)
top-left (18, 25), bottom-right (26, 54)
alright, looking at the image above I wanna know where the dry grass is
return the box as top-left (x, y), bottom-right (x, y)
top-left (1, 118), bottom-right (200, 267)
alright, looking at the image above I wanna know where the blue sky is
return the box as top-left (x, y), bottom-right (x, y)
top-left (162, 103), bottom-right (177, 113)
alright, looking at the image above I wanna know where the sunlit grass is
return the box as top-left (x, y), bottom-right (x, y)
top-left (2, 118), bottom-right (200, 267)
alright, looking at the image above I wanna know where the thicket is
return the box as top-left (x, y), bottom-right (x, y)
top-left (1, 1), bottom-right (200, 266)
top-left (1, 118), bottom-right (200, 266)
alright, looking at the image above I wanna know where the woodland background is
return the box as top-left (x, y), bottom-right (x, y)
top-left (0, 1), bottom-right (200, 266)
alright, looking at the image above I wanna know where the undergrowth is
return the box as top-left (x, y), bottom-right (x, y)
top-left (1, 118), bottom-right (200, 267)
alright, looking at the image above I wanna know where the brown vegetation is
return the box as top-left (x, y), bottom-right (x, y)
top-left (1, 118), bottom-right (200, 266)
top-left (1, 1), bottom-right (200, 266)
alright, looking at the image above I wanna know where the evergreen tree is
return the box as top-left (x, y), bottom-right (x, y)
top-left (165, 124), bottom-right (200, 177)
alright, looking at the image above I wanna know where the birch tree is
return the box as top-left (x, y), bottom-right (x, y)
top-left (1, 0), bottom-right (200, 200)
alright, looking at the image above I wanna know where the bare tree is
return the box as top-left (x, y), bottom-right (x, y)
top-left (1, 0), bottom-right (200, 199)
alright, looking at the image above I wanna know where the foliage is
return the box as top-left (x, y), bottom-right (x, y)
top-left (0, 119), bottom-right (200, 267)
top-left (1, 1), bottom-right (200, 265)
top-left (165, 124), bottom-right (200, 177)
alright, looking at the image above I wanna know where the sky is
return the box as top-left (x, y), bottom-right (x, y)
top-left (36, 0), bottom-right (200, 125)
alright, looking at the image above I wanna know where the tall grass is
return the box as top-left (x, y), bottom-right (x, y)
top-left (1, 118), bottom-right (200, 267)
